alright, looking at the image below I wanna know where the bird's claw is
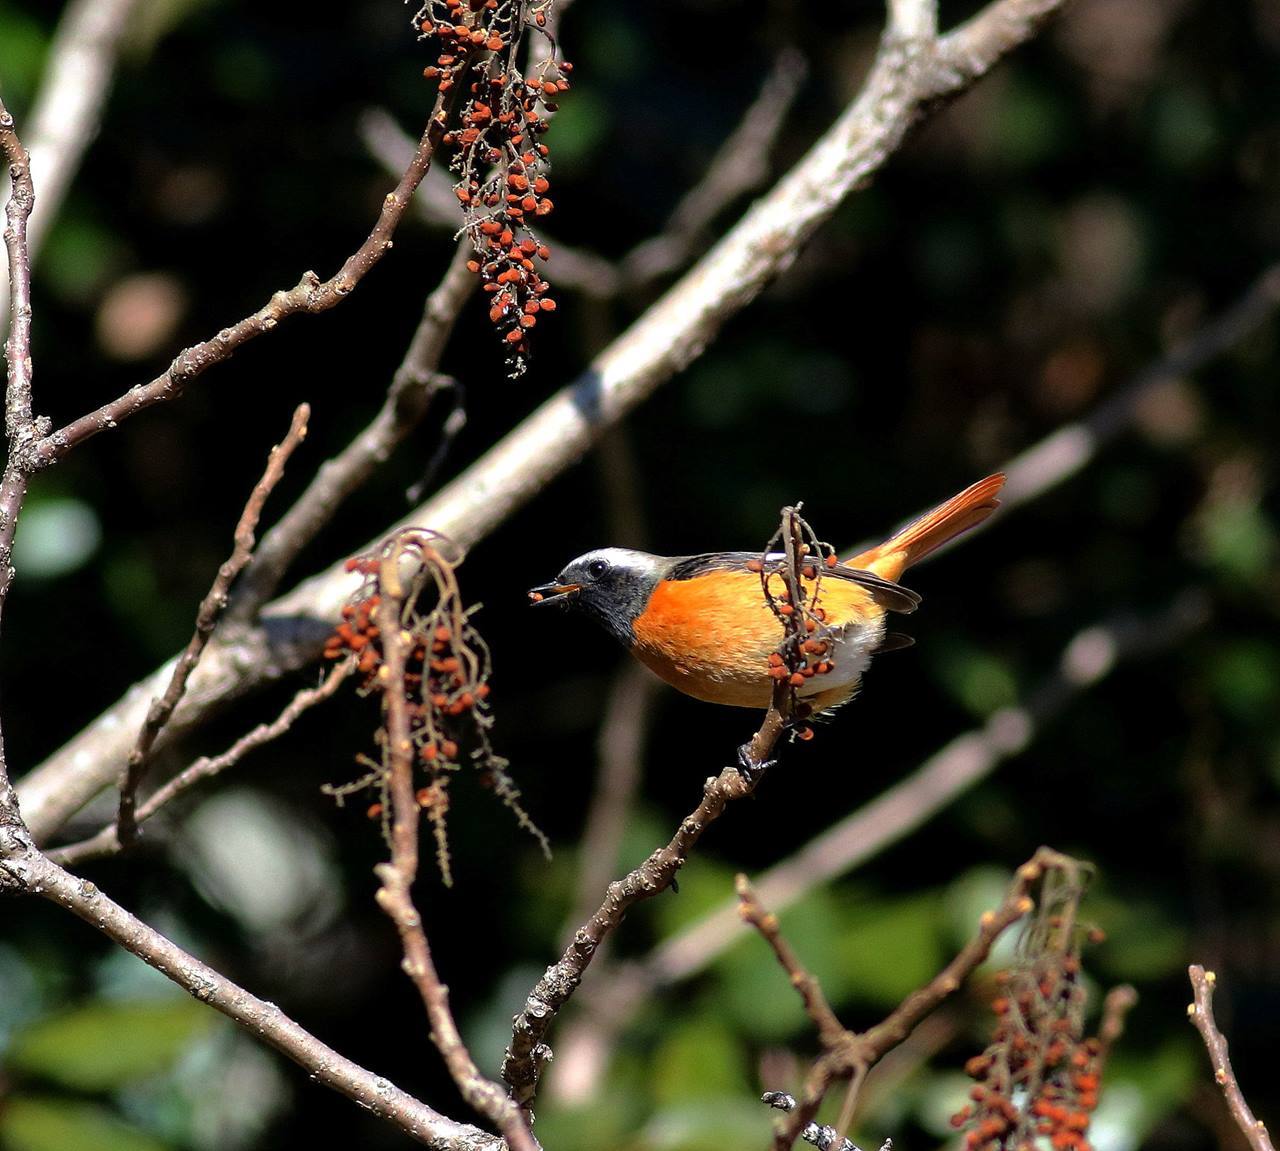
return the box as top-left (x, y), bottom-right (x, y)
top-left (735, 743), bottom-right (775, 784)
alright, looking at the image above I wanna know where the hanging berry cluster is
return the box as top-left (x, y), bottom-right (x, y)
top-left (415, 0), bottom-right (570, 377)
top-left (951, 868), bottom-right (1112, 1151)
top-left (323, 528), bottom-right (548, 886)
top-left (749, 507), bottom-right (843, 740)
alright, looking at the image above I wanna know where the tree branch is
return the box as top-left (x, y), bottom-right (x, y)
top-left (226, 241), bottom-right (477, 622)
top-left (0, 846), bottom-right (503, 1150)
top-left (24, 80), bottom-right (460, 469)
top-left (0, 96), bottom-right (37, 634)
top-left (1188, 965), bottom-right (1275, 1151)
top-left (371, 538), bottom-right (539, 1151)
top-left (750, 850), bottom-right (1080, 1150)
top-left (50, 657), bottom-right (355, 867)
top-left (116, 404), bottom-right (310, 846)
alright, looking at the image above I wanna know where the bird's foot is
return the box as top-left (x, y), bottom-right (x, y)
top-left (735, 743), bottom-right (775, 785)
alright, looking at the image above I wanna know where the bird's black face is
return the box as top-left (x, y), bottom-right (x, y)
top-left (529, 547), bottom-right (665, 645)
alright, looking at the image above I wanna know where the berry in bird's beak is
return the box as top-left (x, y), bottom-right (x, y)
top-left (528, 581), bottom-right (580, 605)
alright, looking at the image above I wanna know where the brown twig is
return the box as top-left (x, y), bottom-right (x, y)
top-left (24, 83), bottom-right (460, 470)
top-left (19, 0), bottom-right (1075, 847)
top-left (115, 404), bottom-right (311, 847)
top-left (737, 875), bottom-right (847, 1049)
top-left (51, 658), bottom-right (355, 867)
top-left (1096, 983), bottom-right (1138, 1072)
top-left (754, 849), bottom-right (1077, 1151)
top-left (1188, 965), bottom-right (1275, 1151)
top-left (371, 539), bottom-right (539, 1151)
top-left (227, 241), bottom-right (477, 622)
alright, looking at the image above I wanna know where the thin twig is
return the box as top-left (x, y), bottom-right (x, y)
top-left (115, 404), bottom-right (311, 847)
top-left (371, 539), bottom-right (539, 1151)
top-left (1188, 966), bottom-right (1275, 1151)
top-left (50, 658), bottom-right (355, 867)
top-left (227, 240), bottom-right (477, 622)
top-left (737, 876), bottom-right (847, 1048)
top-left (1096, 983), bottom-right (1138, 1073)
top-left (24, 80), bottom-right (463, 469)
top-left (0, 0), bottom-right (141, 339)
top-left (18, 0), bottom-right (1075, 846)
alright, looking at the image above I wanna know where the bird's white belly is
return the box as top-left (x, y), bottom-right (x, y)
top-left (797, 614), bottom-right (886, 697)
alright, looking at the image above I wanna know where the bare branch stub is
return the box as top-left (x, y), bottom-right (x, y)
top-left (115, 404), bottom-right (311, 848)
top-left (323, 529), bottom-right (546, 886)
top-left (1188, 966), bottom-right (1275, 1151)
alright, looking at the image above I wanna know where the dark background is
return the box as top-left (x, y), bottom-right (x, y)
top-left (1, 1), bottom-right (1279, 1149)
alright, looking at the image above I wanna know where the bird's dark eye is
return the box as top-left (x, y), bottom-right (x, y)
top-left (586, 559), bottom-right (609, 579)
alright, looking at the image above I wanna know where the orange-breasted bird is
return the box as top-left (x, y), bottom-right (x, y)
top-left (529, 474), bottom-right (1004, 712)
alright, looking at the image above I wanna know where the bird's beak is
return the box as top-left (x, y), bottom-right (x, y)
top-left (528, 581), bottom-right (581, 606)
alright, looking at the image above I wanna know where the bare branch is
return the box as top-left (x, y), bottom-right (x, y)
top-left (0, 847), bottom-right (503, 1150)
top-left (0, 95), bottom-right (37, 646)
top-left (25, 82), bottom-right (460, 468)
top-left (371, 540), bottom-right (539, 1151)
top-left (737, 875), bottom-right (847, 1048)
top-left (18, 0), bottom-right (1072, 846)
top-left (50, 658), bottom-right (355, 867)
top-left (116, 404), bottom-right (311, 847)
top-left (0, 0), bottom-right (141, 337)
top-left (227, 241), bottom-right (477, 622)
top-left (1188, 966), bottom-right (1275, 1151)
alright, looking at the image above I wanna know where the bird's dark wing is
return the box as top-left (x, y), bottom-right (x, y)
top-left (666, 551), bottom-right (921, 614)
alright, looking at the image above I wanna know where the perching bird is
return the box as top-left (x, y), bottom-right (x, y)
top-left (529, 474), bottom-right (1004, 712)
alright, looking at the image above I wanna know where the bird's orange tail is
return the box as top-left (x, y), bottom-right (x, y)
top-left (847, 473), bottom-right (1005, 582)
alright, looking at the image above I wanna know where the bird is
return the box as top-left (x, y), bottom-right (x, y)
top-left (529, 474), bottom-right (1004, 713)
